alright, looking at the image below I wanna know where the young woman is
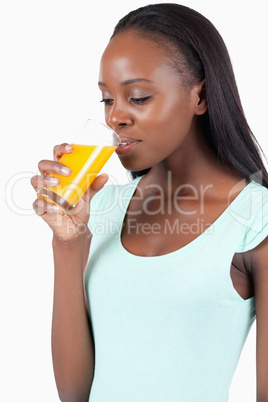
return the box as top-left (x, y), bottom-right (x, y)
top-left (31, 4), bottom-right (268, 402)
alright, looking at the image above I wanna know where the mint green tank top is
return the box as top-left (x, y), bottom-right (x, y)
top-left (84, 176), bottom-right (268, 402)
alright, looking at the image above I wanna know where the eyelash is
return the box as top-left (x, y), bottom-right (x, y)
top-left (100, 96), bottom-right (151, 106)
top-left (100, 99), bottom-right (113, 106)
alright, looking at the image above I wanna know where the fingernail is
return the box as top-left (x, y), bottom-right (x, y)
top-left (49, 178), bottom-right (60, 185)
top-left (51, 204), bottom-right (63, 213)
top-left (61, 166), bottom-right (71, 175)
top-left (52, 204), bottom-right (61, 210)
top-left (65, 145), bottom-right (73, 151)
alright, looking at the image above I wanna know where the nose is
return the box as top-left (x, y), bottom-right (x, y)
top-left (107, 102), bottom-right (133, 130)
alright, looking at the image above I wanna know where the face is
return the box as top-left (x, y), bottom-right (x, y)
top-left (98, 31), bottom-right (206, 172)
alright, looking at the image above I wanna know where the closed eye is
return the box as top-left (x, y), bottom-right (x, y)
top-left (100, 96), bottom-right (152, 106)
top-left (130, 96), bottom-right (151, 105)
top-left (100, 98), bottom-right (114, 106)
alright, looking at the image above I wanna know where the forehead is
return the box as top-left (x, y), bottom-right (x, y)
top-left (99, 31), bottom-right (175, 82)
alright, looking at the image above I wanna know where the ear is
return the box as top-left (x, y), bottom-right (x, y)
top-left (194, 79), bottom-right (207, 115)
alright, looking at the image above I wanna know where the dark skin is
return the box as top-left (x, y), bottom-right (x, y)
top-left (99, 32), bottom-right (268, 400)
top-left (99, 31), bottom-right (249, 256)
top-left (31, 29), bottom-right (268, 401)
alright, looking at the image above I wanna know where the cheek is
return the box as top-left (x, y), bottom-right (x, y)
top-left (143, 96), bottom-right (193, 147)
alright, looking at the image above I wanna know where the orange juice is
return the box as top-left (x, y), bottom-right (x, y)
top-left (38, 144), bottom-right (116, 213)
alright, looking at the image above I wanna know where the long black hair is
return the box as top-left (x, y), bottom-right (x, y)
top-left (111, 3), bottom-right (268, 187)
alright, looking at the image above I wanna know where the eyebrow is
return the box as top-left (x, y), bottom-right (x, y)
top-left (98, 78), bottom-right (154, 87)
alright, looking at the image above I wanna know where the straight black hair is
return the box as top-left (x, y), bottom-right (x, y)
top-left (111, 3), bottom-right (268, 187)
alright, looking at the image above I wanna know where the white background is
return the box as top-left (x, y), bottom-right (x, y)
top-left (1, 0), bottom-right (267, 401)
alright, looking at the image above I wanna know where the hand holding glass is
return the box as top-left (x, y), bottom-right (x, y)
top-left (37, 119), bottom-right (120, 215)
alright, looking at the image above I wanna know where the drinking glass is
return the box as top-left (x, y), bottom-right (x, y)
top-left (37, 119), bottom-right (121, 215)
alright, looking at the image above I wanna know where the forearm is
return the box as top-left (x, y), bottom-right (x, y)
top-left (52, 234), bottom-right (94, 402)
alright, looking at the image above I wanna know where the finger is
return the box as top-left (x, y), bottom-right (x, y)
top-left (83, 174), bottom-right (109, 203)
top-left (90, 174), bottom-right (109, 192)
top-left (53, 143), bottom-right (73, 161)
top-left (30, 175), bottom-right (61, 191)
top-left (32, 198), bottom-right (63, 217)
top-left (70, 175), bottom-right (109, 218)
top-left (38, 160), bottom-right (72, 176)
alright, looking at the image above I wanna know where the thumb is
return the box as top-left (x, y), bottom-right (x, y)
top-left (83, 174), bottom-right (109, 202)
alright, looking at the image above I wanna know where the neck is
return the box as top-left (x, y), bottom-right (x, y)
top-left (146, 123), bottom-right (244, 196)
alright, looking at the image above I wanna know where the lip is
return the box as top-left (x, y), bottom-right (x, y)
top-left (116, 138), bottom-right (141, 156)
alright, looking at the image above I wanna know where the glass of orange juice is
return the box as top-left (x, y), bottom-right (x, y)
top-left (37, 119), bottom-right (121, 215)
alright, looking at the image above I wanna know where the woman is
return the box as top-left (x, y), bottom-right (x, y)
top-left (31, 4), bottom-right (268, 401)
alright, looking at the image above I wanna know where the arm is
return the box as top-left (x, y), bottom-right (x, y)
top-left (83, 228), bottom-right (91, 315)
top-left (251, 236), bottom-right (268, 402)
top-left (52, 230), bottom-right (94, 402)
top-left (31, 143), bottom-right (108, 401)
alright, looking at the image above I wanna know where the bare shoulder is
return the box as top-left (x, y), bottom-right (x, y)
top-left (247, 236), bottom-right (268, 272)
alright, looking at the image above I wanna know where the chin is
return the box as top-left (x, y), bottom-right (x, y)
top-left (118, 157), bottom-right (151, 173)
